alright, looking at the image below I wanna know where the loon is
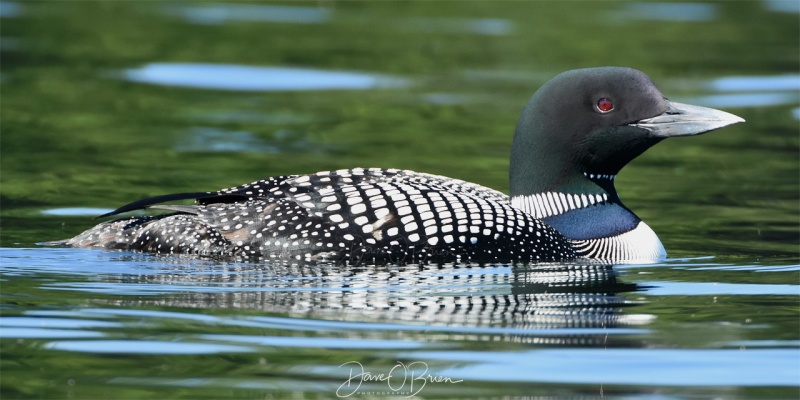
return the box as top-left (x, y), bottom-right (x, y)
top-left (52, 67), bottom-right (743, 265)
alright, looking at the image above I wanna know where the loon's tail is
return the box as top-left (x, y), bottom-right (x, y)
top-left (43, 217), bottom-right (158, 250)
top-left (43, 212), bottom-right (234, 257)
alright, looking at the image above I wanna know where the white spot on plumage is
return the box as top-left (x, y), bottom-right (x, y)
top-left (374, 208), bottom-right (390, 219)
top-left (371, 199), bottom-right (387, 209)
top-left (420, 211), bottom-right (434, 221)
top-left (346, 197), bottom-right (362, 205)
top-left (351, 204), bottom-right (367, 215)
top-left (412, 196), bottom-right (427, 205)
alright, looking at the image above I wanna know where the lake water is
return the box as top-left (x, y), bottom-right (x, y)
top-left (1, 1), bottom-right (798, 399)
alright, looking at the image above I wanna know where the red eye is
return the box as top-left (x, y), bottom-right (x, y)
top-left (596, 98), bottom-right (614, 113)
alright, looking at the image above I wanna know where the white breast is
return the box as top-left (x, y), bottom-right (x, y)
top-left (570, 221), bottom-right (667, 264)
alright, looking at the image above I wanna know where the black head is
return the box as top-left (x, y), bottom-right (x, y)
top-left (509, 67), bottom-right (743, 196)
top-left (510, 67), bottom-right (668, 195)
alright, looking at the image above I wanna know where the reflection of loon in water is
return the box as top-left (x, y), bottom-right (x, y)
top-left (110, 260), bottom-right (649, 345)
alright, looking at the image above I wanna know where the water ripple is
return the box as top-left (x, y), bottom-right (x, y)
top-left (0, 2), bottom-right (20, 18)
top-left (164, 3), bottom-right (330, 25)
top-left (609, 2), bottom-right (718, 22)
top-left (40, 207), bottom-right (113, 216)
top-left (765, 0), bottom-right (800, 14)
top-left (641, 281), bottom-right (799, 296)
top-left (708, 74), bottom-right (800, 92)
top-left (417, 348), bottom-right (799, 386)
top-left (45, 340), bottom-right (253, 355)
top-left (123, 63), bottom-right (409, 92)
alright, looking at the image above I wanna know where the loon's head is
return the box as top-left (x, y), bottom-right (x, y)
top-left (509, 67), bottom-right (744, 261)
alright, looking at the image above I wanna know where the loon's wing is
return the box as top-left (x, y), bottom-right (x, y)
top-left (96, 191), bottom-right (251, 219)
top-left (271, 168), bottom-right (515, 236)
top-left (93, 170), bottom-right (379, 219)
top-left (210, 169), bottom-right (407, 200)
top-left (147, 205), bottom-right (202, 215)
top-left (96, 168), bottom-right (509, 220)
top-left (96, 192), bottom-right (211, 219)
top-left (387, 171), bottom-right (509, 203)
top-left (213, 169), bottom-right (509, 202)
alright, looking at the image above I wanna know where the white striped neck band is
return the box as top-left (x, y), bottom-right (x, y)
top-left (510, 191), bottom-right (610, 219)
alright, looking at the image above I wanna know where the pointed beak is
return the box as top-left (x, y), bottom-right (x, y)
top-left (630, 100), bottom-right (745, 138)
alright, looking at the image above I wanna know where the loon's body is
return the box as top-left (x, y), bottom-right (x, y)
top-left (52, 67), bottom-right (743, 265)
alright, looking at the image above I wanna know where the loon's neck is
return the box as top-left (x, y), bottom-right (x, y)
top-left (510, 173), bottom-right (666, 262)
top-left (510, 172), bottom-right (617, 220)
